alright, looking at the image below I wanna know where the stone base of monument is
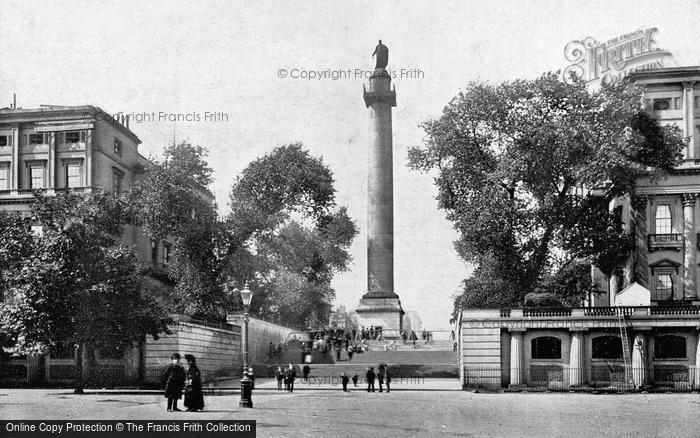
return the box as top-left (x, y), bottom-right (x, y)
top-left (355, 297), bottom-right (404, 336)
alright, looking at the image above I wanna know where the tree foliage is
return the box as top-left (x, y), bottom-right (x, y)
top-left (409, 73), bottom-right (685, 315)
top-left (227, 144), bottom-right (358, 327)
top-left (0, 192), bottom-right (171, 360)
top-left (128, 142), bottom-right (232, 321)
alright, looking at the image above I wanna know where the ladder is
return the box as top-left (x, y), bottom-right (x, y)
top-left (616, 310), bottom-right (634, 389)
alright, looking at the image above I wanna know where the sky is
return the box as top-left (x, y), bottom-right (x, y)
top-left (2, 0), bottom-right (700, 330)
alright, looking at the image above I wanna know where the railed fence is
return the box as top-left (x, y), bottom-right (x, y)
top-left (463, 364), bottom-right (700, 392)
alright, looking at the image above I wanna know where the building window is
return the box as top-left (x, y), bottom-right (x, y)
top-left (64, 131), bottom-right (85, 143)
top-left (592, 336), bottom-right (623, 359)
top-left (531, 337), bottom-right (561, 360)
top-left (654, 204), bottom-right (672, 234)
top-left (0, 164), bottom-right (8, 190)
top-left (114, 138), bottom-right (122, 156)
top-left (0, 135), bottom-right (11, 147)
top-left (151, 240), bottom-right (158, 264)
top-left (654, 335), bottom-right (686, 359)
top-left (652, 98), bottom-right (671, 111)
top-left (28, 133), bottom-right (46, 145)
top-left (163, 242), bottom-right (171, 265)
top-left (695, 96), bottom-right (700, 109)
top-left (655, 274), bottom-right (673, 301)
top-left (65, 163), bottom-right (81, 188)
top-left (112, 168), bottom-right (124, 195)
top-left (29, 165), bottom-right (45, 189)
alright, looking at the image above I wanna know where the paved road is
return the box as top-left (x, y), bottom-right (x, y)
top-left (2, 388), bottom-right (699, 437)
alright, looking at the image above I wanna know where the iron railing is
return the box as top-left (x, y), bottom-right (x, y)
top-left (647, 233), bottom-right (683, 251)
top-left (462, 364), bottom-right (699, 392)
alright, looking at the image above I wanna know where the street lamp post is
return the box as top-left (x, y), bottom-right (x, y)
top-left (238, 282), bottom-right (253, 408)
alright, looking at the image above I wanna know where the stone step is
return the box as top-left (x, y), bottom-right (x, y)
top-left (250, 363), bottom-right (459, 379)
top-left (263, 349), bottom-right (457, 366)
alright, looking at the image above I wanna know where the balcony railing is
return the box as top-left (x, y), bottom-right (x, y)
top-left (522, 308), bottom-right (572, 317)
top-left (647, 233), bottom-right (683, 251)
top-left (490, 305), bottom-right (700, 318)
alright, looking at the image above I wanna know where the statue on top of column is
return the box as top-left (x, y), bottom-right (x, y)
top-left (372, 40), bottom-right (388, 70)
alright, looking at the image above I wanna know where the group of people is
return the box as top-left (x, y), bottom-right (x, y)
top-left (162, 353), bottom-right (205, 412)
top-left (363, 364), bottom-right (391, 392)
top-left (357, 325), bottom-right (383, 341)
top-left (275, 364), bottom-right (297, 392)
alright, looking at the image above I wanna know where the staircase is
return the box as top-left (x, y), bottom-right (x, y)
top-left (255, 338), bottom-right (458, 379)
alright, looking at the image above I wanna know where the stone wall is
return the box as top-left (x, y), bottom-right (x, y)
top-left (226, 314), bottom-right (297, 366)
top-left (144, 315), bottom-right (242, 384)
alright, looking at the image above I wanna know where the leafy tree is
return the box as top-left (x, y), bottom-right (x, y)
top-left (0, 192), bottom-right (171, 392)
top-left (227, 144), bottom-right (358, 327)
top-left (128, 142), bottom-right (231, 321)
top-left (409, 73), bottom-right (685, 315)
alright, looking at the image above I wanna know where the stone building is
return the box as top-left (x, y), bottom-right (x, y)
top-left (0, 104), bottom-right (172, 264)
top-left (0, 104), bottom-right (219, 386)
top-left (457, 67), bottom-right (700, 391)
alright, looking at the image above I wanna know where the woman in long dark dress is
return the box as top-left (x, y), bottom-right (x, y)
top-left (163, 353), bottom-right (186, 412)
top-left (184, 354), bottom-right (204, 412)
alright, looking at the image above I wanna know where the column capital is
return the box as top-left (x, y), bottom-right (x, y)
top-left (682, 193), bottom-right (698, 207)
top-left (632, 195), bottom-right (648, 210)
top-left (683, 81), bottom-right (696, 90)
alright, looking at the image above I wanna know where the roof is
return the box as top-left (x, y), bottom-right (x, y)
top-left (0, 104), bottom-right (141, 145)
top-left (630, 66), bottom-right (700, 84)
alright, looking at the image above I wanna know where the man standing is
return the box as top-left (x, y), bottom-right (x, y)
top-left (385, 366), bottom-right (392, 393)
top-left (341, 372), bottom-right (349, 392)
top-left (284, 363), bottom-right (296, 392)
top-left (366, 367), bottom-right (376, 392)
top-left (377, 364), bottom-right (385, 393)
top-left (162, 353), bottom-right (186, 412)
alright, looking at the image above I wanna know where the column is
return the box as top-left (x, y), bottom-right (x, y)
top-left (682, 193), bottom-right (697, 299)
top-left (510, 331), bottom-right (523, 386)
top-left (632, 333), bottom-right (647, 389)
top-left (48, 132), bottom-right (55, 188)
top-left (683, 82), bottom-right (696, 159)
top-left (85, 129), bottom-right (93, 187)
top-left (694, 332), bottom-right (700, 390)
top-left (568, 332), bottom-right (585, 387)
top-left (11, 125), bottom-right (19, 190)
top-left (632, 195), bottom-right (649, 288)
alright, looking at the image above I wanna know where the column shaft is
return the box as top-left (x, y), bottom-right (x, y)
top-left (510, 332), bottom-right (523, 386)
top-left (694, 332), bottom-right (700, 390)
top-left (682, 194), bottom-right (697, 299)
top-left (569, 333), bottom-right (585, 386)
top-left (632, 334), bottom-right (647, 389)
top-left (683, 82), bottom-right (695, 158)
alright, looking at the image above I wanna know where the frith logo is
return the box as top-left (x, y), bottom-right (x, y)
top-left (563, 28), bottom-right (674, 85)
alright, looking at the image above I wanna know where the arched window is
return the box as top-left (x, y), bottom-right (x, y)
top-left (654, 335), bottom-right (686, 359)
top-left (531, 336), bottom-right (561, 360)
top-left (592, 336), bottom-right (623, 359)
